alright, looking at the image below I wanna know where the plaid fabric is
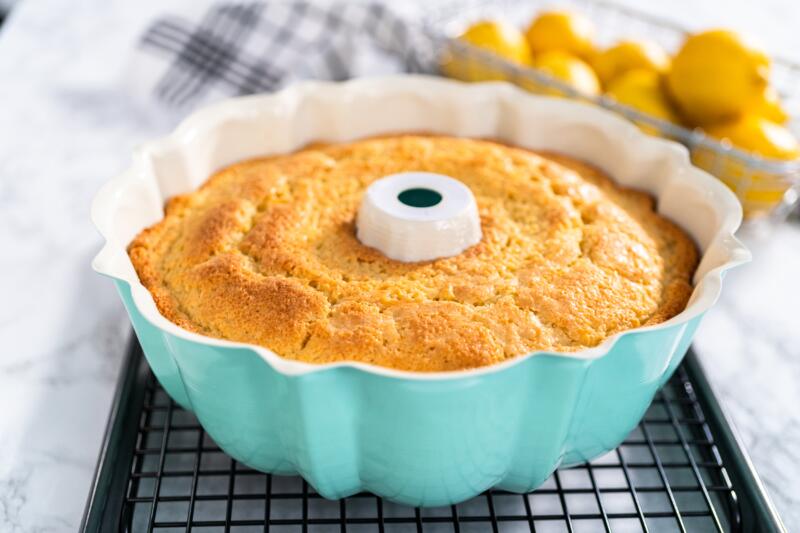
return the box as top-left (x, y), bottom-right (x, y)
top-left (137, 1), bottom-right (436, 109)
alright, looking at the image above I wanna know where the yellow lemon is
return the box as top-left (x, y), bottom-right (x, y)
top-left (606, 69), bottom-right (680, 130)
top-left (441, 20), bottom-right (533, 82)
top-left (667, 29), bottom-right (770, 126)
top-left (704, 114), bottom-right (799, 160)
top-left (692, 114), bottom-right (798, 217)
top-left (533, 51), bottom-right (600, 96)
top-left (752, 86), bottom-right (789, 124)
top-left (525, 10), bottom-right (594, 58)
top-left (691, 144), bottom-right (795, 218)
top-left (593, 40), bottom-right (670, 87)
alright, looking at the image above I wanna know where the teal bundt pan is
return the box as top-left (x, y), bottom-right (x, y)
top-left (92, 76), bottom-right (749, 506)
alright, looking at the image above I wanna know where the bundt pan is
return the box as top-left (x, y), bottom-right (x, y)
top-left (92, 76), bottom-right (749, 506)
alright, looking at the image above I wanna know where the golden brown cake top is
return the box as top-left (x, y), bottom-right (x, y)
top-left (129, 135), bottom-right (698, 372)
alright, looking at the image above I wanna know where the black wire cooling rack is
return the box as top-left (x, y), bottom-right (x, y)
top-left (81, 339), bottom-right (784, 532)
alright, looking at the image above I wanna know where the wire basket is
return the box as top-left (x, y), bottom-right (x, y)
top-left (430, 0), bottom-right (800, 221)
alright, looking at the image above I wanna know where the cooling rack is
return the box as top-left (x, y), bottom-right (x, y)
top-left (81, 339), bottom-right (784, 532)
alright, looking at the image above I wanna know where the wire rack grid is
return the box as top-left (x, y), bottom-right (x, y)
top-left (120, 363), bottom-right (740, 533)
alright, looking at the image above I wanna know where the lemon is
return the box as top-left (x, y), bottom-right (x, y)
top-left (692, 114), bottom-right (798, 217)
top-left (753, 86), bottom-right (789, 124)
top-left (703, 114), bottom-right (799, 160)
top-left (593, 40), bottom-right (670, 87)
top-left (691, 144), bottom-right (794, 218)
top-left (533, 51), bottom-right (600, 96)
top-left (667, 29), bottom-right (770, 126)
top-left (441, 20), bottom-right (533, 82)
top-left (606, 69), bottom-right (680, 130)
top-left (525, 10), bottom-right (594, 58)
top-left (458, 20), bottom-right (534, 66)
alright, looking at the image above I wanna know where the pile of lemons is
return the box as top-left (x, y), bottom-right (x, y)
top-left (441, 10), bottom-right (799, 215)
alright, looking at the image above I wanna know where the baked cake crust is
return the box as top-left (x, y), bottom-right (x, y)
top-left (129, 135), bottom-right (698, 371)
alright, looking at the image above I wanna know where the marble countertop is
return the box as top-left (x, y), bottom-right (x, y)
top-left (1, 0), bottom-right (798, 530)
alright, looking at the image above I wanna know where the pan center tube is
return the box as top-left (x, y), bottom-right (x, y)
top-left (355, 172), bottom-right (482, 262)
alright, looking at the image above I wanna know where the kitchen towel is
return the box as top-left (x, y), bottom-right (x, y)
top-left (131, 1), bottom-right (439, 113)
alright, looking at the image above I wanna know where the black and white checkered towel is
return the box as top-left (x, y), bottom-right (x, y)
top-left (130, 2), bottom-right (439, 112)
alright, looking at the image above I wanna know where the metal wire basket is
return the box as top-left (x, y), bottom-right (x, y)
top-left (431, 0), bottom-right (800, 221)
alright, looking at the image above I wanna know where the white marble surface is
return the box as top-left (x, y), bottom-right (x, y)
top-left (0, 0), bottom-right (799, 531)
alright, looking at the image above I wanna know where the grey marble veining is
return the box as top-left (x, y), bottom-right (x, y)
top-left (0, 0), bottom-right (799, 531)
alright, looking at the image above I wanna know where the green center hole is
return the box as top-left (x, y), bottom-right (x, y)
top-left (397, 188), bottom-right (442, 208)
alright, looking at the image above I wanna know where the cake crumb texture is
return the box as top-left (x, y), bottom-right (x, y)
top-left (129, 135), bottom-right (698, 371)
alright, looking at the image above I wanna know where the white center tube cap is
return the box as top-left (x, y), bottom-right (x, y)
top-left (356, 172), bottom-right (482, 262)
